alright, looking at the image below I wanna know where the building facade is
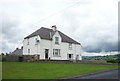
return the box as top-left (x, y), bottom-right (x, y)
top-left (23, 25), bottom-right (82, 60)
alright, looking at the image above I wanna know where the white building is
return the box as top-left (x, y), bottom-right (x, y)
top-left (23, 25), bottom-right (82, 60)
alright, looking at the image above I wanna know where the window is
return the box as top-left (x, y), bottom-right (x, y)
top-left (35, 38), bottom-right (38, 45)
top-left (55, 37), bottom-right (59, 44)
top-left (28, 49), bottom-right (30, 54)
top-left (53, 49), bottom-right (60, 57)
top-left (27, 39), bottom-right (29, 45)
top-left (35, 38), bottom-right (40, 45)
top-left (69, 43), bottom-right (72, 50)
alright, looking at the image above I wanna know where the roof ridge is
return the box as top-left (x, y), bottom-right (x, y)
top-left (24, 26), bottom-right (80, 44)
top-left (41, 27), bottom-right (52, 30)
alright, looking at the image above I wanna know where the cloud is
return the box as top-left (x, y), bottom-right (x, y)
top-left (0, 0), bottom-right (119, 55)
top-left (82, 51), bottom-right (119, 56)
top-left (1, 15), bottom-right (23, 53)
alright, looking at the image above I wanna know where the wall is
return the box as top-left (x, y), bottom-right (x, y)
top-left (23, 31), bottom-right (82, 60)
top-left (6, 55), bottom-right (37, 62)
top-left (39, 39), bottom-right (51, 59)
top-left (23, 35), bottom-right (41, 55)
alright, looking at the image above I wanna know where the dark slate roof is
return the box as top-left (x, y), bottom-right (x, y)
top-left (10, 49), bottom-right (23, 55)
top-left (25, 27), bottom-right (80, 44)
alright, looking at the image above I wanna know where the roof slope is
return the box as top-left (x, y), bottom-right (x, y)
top-left (10, 49), bottom-right (23, 55)
top-left (25, 27), bottom-right (80, 44)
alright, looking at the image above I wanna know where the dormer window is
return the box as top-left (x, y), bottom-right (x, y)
top-left (69, 43), bottom-right (72, 50)
top-left (55, 37), bottom-right (59, 44)
top-left (35, 38), bottom-right (40, 45)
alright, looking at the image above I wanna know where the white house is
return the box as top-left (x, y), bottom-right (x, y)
top-left (23, 25), bottom-right (82, 60)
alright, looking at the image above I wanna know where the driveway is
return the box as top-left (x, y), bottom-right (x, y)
top-left (54, 69), bottom-right (119, 81)
top-left (72, 69), bottom-right (119, 79)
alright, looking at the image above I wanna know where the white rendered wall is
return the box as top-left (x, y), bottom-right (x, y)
top-left (23, 31), bottom-right (82, 60)
top-left (23, 35), bottom-right (41, 55)
top-left (39, 39), bottom-right (51, 59)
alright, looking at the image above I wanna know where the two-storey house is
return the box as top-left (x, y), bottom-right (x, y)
top-left (23, 25), bottom-right (82, 60)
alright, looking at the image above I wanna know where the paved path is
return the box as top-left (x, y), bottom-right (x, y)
top-left (73, 69), bottom-right (119, 79)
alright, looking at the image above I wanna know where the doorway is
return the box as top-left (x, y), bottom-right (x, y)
top-left (45, 49), bottom-right (49, 59)
top-left (67, 54), bottom-right (73, 60)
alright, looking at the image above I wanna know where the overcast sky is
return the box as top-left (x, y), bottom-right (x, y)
top-left (0, 0), bottom-right (119, 55)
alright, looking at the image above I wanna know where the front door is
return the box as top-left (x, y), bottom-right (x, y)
top-left (67, 54), bottom-right (73, 60)
top-left (45, 49), bottom-right (49, 59)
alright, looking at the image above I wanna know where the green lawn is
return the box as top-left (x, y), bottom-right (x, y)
top-left (2, 62), bottom-right (118, 79)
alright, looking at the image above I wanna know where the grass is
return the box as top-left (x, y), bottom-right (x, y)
top-left (36, 60), bottom-right (119, 65)
top-left (2, 62), bottom-right (118, 79)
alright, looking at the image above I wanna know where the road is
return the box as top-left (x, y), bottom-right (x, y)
top-left (74, 69), bottom-right (119, 79)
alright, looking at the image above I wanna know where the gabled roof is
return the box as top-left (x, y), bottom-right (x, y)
top-left (10, 49), bottom-right (23, 55)
top-left (25, 27), bottom-right (80, 44)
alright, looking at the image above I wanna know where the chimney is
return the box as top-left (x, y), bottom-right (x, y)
top-left (52, 25), bottom-right (57, 31)
top-left (21, 46), bottom-right (23, 50)
top-left (16, 48), bottom-right (19, 50)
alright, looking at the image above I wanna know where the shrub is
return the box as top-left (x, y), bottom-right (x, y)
top-left (2, 57), bottom-right (6, 62)
top-left (107, 60), bottom-right (120, 63)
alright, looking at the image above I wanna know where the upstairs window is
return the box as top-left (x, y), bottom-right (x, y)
top-left (69, 43), bottom-right (72, 50)
top-left (28, 49), bottom-right (30, 54)
top-left (35, 38), bottom-right (40, 45)
top-left (27, 39), bottom-right (29, 45)
top-left (55, 37), bottom-right (59, 44)
top-left (35, 38), bottom-right (38, 45)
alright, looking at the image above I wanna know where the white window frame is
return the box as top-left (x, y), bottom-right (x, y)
top-left (27, 39), bottom-right (29, 45)
top-left (69, 43), bottom-right (72, 50)
top-left (35, 38), bottom-right (38, 45)
top-left (28, 49), bottom-right (30, 54)
top-left (55, 37), bottom-right (59, 44)
top-left (53, 49), bottom-right (60, 57)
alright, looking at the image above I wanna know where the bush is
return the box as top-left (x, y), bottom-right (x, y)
top-left (107, 60), bottom-right (120, 63)
top-left (2, 57), bottom-right (6, 62)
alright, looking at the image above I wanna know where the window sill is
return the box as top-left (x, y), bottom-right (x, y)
top-left (53, 56), bottom-right (61, 57)
top-left (55, 43), bottom-right (59, 45)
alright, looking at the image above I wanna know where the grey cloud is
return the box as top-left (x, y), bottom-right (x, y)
top-left (61, 3), bottom-right (118, 53)
top-left (1, 40), bottom-right (10, 53)
top-left (83, 39), bottom-right (118, 53)
top-left (0, 0), bottom-right (118, 54)
top-left (1, 17), bottom-right (23, 53)
top-left (2, 17), bottom-right (22, 43)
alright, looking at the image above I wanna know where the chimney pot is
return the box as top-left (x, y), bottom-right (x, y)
top-left (16, 48), bottom-right (19, 50)
top-left (21, 46), bottom-right (23, 49)
top-left (52, 25), bottom-right (57, 31)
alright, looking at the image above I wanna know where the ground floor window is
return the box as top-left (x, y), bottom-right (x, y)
top-left (53, 49), bottom-right (60, 57)
top-left (28, 49), bottom-right (30, 54)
